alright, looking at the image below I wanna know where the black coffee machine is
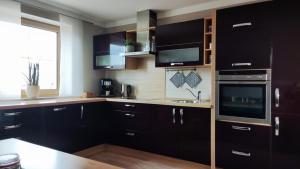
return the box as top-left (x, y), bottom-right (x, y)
top-left (99, 79), bottom-right (114, 97)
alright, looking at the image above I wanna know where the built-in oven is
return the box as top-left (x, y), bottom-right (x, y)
top-left (216, 70), bottom-right (271, 125)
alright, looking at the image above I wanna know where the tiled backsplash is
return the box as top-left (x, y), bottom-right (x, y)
top-left (104, 58), bottom-right (211, 101)
top-left (104, 58), bottom-right (165, 99)
top-left (165, 68), bottom-right (211, 101)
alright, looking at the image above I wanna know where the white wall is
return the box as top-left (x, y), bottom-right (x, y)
top-left (82, 22), bottom-right (105, 95)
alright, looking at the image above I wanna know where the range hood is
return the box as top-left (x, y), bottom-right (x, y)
top-left (124, 10), bottom-right (157, 57)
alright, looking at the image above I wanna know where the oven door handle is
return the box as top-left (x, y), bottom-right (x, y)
top-left (232, 125), bottom-right (251, 131)
top-left (217, 81), bottom-right (268, 85)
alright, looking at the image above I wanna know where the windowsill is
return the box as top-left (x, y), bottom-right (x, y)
top-left (0, 96), bottom-right (80, 102)
top-left (21, 89), bottom-right (59, 99)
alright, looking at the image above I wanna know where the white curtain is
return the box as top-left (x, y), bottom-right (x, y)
top-left (59, 15), bottom-right (105, 97)
top-left (59, 15), bottom-right (84, 97)
top-left (0, 1), bottom-right (22, 99)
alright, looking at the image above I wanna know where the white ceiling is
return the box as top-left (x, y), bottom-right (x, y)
top-left (34, 0), bottom-right (213, 21)
top-left (29, 0), bottom-right (266, 27)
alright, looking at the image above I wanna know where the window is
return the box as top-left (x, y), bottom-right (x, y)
top-left (21, 18), bottom-right (60, 97)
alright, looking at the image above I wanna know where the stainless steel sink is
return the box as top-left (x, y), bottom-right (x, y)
top-left (172, 100), bottom-right (200, 104)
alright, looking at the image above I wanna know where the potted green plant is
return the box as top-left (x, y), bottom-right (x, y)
top-left (24, 63), bottom-right (40, 99)
top-left (125, 39), bottom-right (135, 52)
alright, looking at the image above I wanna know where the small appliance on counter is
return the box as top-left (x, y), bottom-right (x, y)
top-left (121, 84), bottom-right (133, 99)
top-left (99, 79), bottom-right (115, 97)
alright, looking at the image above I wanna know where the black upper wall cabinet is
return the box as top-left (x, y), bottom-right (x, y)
top-left (216, 2), bottom-right (273, 70)
top-left (155, 19), bottom-right (204, 67)
top-left (93, 32), bottom-right (126, 69)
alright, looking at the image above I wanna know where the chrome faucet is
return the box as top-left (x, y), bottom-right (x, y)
top-left (185, 88), bottom-right (201, 102)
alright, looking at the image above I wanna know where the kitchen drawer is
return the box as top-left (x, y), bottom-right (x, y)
top-left (119, 129), bottom-right (152, 152)
top-left (115, 110), bottom-right (151, 132)
top-left (0, 109), bottom-right (24, 128)
top-left (216, 121), bottom-right (271, 148)
top-left (216, 142), bottom-right (270, 169)
top-left (110, 102), bottom-right (151, 113)
top-left (0, 125), bottom-right (23, 140)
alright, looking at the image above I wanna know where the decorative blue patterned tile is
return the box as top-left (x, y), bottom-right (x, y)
top-left (185, 71), bottom-right (202, 88)
top-left (170, 71), bottom-right (185, 88)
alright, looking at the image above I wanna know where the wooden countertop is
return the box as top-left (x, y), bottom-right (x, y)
top-left (0, 138), bottom-right (122, 169)
top-left (0, 98), bottom-right (106, 110)
top-left (106, 98), bottom-right (212, 108)
top-left (0, 97), bottom-right (212, 111)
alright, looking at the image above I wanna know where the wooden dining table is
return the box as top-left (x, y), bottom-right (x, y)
top-left (0, 138), bottom-right (123, 169)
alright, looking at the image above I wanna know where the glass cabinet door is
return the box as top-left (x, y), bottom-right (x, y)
top-left (156, 47), bottom-right (202, 67)
top-left (95, 43), bottom-right (125, 69)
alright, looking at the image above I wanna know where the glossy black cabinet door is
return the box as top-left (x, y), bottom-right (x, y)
top-left (93, 34), bottom-right (110, 54)
top-left (43, 104), bottom-right (82, 153)
top-left (216, 2), bottom-right (272, 70)
top-left (216, 121), bottom-right (271, 169)
top-left (153, 105), bottom-right (179, 157)
top-left (156, 19), bottom-right (203, 48)
top-left (271, 114), bottom-right (300, 169)
top-left (271, 1), bottom-right (300, 116)
top-left (93, 32), bottom-right (126, 69)
top-left (21, 108), bottom-right (45, 146)
top-left (179, 108), bottom-right (211, 164)
top-left (155, 19), bottom-right (204, 67)
top-left (271, 2), bottom-right (300, 168)
top-left (75, 102), bottom-right (108, 151)
top-left (153, 105), bottom-right (211, 164)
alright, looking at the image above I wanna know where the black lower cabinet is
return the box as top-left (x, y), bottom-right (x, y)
top-left (216, 121), bottom-right (271, 169)
top-left (43, 104), bottom-right (82, 153)
top-left (107, 102), bottom-right (211, 165)
top-left (77, 102), bottom-right (108, 150)
top-left (21, 107), bottom-right (45, 145)
top-left (153, 105), bottom-right (179, 157)
top-left (0, 109), bottom-right (28, 141)
top-left (179, 107), bottom-right (211, 164)
top-left (271, 114), bottom-right (300, 169)
top-left (43, 102), bottom-right (108, 153)
top-left (0, 102), bottom-right (108, 154)
top-left (1, 101), bottom-right (211, 165)
top-left (107, 102), bottom-right (154, 152)
top-left (154, 106), bottom-right (211, 165)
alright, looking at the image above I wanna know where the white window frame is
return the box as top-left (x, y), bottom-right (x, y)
top-left (21, 18), bottom-right (60, 97)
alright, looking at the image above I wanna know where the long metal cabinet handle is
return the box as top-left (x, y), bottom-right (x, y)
top-left (124, 113), bottom-right (135, 118)
top-left (180, 109), bottom-right (184, 125)
top-left (275, 88), bottom-right (280, 108)
top-left (53, 107), bottom-right (67, 112)
top-left (232, 63), bottom-right (252, 67)
top-left (81, 105), bottom-right (84, 119)
top-left (275, 116), bottom-right (280, 136)
top-left (172, 108), bottom-right (176, 124)
top-left (4, 112), bottom-right (22, 116)
top-left (170, 62), bottom-right (184, 66)
top-left (124, 104), bottom-right (135, 108)
top-left (4, 124), bottom-right (22, 130)
top-left (232, 125), bottom-right (251, 131)
top-left (126, 132), bottom-right (135, 136)
top-left (232, 22), bottom-right (252, 28)
top-left (232, 150), bottom-right (251, 157)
